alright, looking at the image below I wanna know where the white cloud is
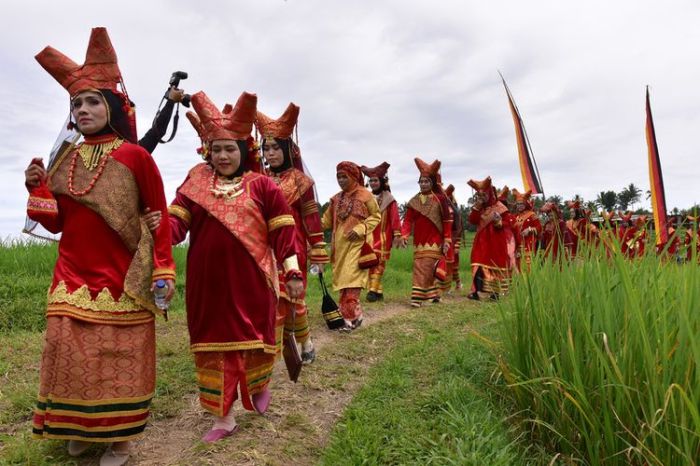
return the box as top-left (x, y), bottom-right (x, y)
top-left (1, 0), bottom-right (699, 237)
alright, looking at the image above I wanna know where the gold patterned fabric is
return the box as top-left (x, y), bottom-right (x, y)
top-left (50, 150), bottom-right (158, 316)
top-left (33, 316), bottom-right (155, 442)
top-left (178, 163), bottom-right (280, 295)
top-left (407, 193), bottom-right (443, 233)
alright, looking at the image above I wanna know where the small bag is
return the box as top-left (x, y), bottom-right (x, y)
top-left (358, 241), bottom-right (379, 269)
top-left (319, 272), bottom-right (345, 330)
top-left (282, 310), bottom-right (302, 382)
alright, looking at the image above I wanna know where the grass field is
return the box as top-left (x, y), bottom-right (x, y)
top-left (0, 234), bottom-right (697, 465)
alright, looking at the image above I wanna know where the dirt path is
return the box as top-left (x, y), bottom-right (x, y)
top-left (126, 301), bottom-right (412, 466)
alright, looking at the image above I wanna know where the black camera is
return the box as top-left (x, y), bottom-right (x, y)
top-left (168, 71), bottom-right (191, 107)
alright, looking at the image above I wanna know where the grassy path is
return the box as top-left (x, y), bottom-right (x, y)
top-left (1, 294), bottom-right (541, 465)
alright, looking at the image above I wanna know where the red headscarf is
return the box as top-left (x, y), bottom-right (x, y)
top-left (336, 161), bottom-right (364, 187)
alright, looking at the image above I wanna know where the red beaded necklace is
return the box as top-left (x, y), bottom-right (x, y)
top-left (67, 136), bottom-right (123, 197)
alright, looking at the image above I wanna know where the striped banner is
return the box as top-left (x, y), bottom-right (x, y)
top-left (645, 87), bottom-right (668, 246)
top-left (500, 72), bottom-right (543, 195)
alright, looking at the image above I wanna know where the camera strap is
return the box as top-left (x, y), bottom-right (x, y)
top-left (158, 101), bottom-right (179, 144)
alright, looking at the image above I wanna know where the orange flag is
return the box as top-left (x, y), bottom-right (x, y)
top-left (645, 87), bottom-right (668, 246)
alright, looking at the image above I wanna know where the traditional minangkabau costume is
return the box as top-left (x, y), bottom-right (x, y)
top-left (255, 103), bottom-right (328, 360)
top-left (511, 189), bottom-right (542, 271)
top-left (360, 162), bottom-right (401, 302)
top-left (167, 91), bottom-right (301, 419)
top-left (28, 28), bottom-right (176, 443)
top-left (617, 211), bottom-right (638, 258)
top-left (565, 200), bottom-right (598, 256)
top-left (401, 158), bottom-right (452, 307)
top-left (656, 216), bottom-right (681, 260)
top-left (540, 202), bottom-right (570, 260)
top-left (467, 177), bottom-right (516, 299)
top-left (444, 184), bottom-right (464, 291)
top-left (321, 162), bottom-right (381, 325)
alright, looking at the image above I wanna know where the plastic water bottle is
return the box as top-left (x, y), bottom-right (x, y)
top-left (309, 264), bottom-right (320, 276)
top-left (154, 279), bottom-right (169, 310)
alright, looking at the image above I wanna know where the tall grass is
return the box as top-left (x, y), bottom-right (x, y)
top-left (497, 236), bottom-right (700, 465)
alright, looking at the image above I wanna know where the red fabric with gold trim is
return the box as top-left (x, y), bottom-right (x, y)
top-left (35, 27), bottom-right (121, 96)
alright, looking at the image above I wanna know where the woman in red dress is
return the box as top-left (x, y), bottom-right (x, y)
top-left (511, 189), bottom-right (542, 271)
top-left (467, 177), bottom-right (516, 300)
top-left (167, 91), bottom-right (303, 442)
top-left (256, 103), bottom-right (329, 364)
top-left (361, 162), bottom-right (401, 302)
top-left (25, 28), bottom-right (175, 465)
top-left (400, 158), bottom-right (452, 307)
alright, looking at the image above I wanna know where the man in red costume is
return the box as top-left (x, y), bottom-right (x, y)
top-left (167, 91), bottom-right (303, 443)
top-left (511, 189), bottom-right (542, 271)
top-left (25, 28), bottom-right (176, 465)
top-left (256, 103), bottom-right (329, 364)
top-left (400, 158), bottom-right (452, 307)
top-left (361, 162), bottom-right (401, 302)
top-left (467, 177), bottom-right (516, 300)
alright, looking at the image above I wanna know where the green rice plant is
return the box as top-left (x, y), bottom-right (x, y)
top-left (497, 232), bottom-right (700, 465)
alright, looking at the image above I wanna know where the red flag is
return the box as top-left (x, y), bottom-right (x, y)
top-left (645, 87), bottom-right (668, 246)
top-left (500, 72), bottom-right (543, 195)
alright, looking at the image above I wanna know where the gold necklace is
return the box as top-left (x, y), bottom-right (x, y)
top-left (77, 138), bottom-right (124, 171)
top-left (209, 173), bottom-right (244, 200)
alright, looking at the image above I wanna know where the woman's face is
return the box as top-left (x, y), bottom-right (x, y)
top-left (516, 202), bottom-right (526, 213)
top-left (418, 176), bottom-right (432, 194)
top-left (71, 91), bottom-right (108, 135)
top-left (210, 139), bottom-right (241, 176)
top-left (263, 139), bottom-right (285, 168)
top-left (337, 172), bottom-right (352, 192)
top-left (368, 177), bottom-right (381, 193)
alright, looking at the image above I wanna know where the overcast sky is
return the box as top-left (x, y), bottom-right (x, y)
top-left (1, 0), bottom-right (699, 238)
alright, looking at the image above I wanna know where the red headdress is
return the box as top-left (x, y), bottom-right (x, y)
top-left (361, 162), bottom-right (391, 180)
top-left (444, 184), bottom-right (455, 197)
top-left (618, 211), bottom-right (633, 223)
top-left (35, 27), bottom-right (122, 97)
top-left (601, 211), bottom-right (616, 222)
top-left (540, 201), bottom-right (562, 217)
top-left (255, 103), bottom-right (299, 140)
top-left (187, 91), bottom-right (259, 169)
top-left (336, 161), bottom-right (364, 186)
top-left (635, 215), bottom-right (648, 227)
top-left (468, 176), bottom-right (497, 205)
top-left (566, 200), bottom-right (582, 210)
top-left (35, 27), bottom-right (136, 142)
top-left (512, 188), bottom-right (533, 209)
top-left (414, 157), bottom-right (441, 178)
top-left (497, 185), bottom-right (510, 203)
top-left (415, 157), bottom-right (445, 195)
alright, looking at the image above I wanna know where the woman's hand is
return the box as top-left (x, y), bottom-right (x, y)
top-left (143, 207), bottom-right (162, 232)
top-left (286, 278), bottom-right (304, 299)
top-left (151, 278), bottom-right (176, 304)
top-left (442, 242), bottom-right (450, 255)
top-left (25, 158), bottom-right (47, 190)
